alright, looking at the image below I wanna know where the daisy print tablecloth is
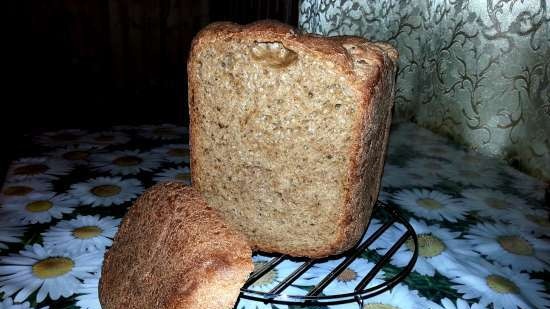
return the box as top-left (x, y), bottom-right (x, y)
top-left (1, 123), bottom-right (549, 309)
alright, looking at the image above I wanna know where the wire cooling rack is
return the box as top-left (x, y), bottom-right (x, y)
top-left (236, 201), bottom-right (418, 308)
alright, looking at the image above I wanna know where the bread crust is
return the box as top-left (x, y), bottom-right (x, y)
top-left (188, 20), bottom-right (397, 258)
top-left (99, 182), bottom-right (253, 309)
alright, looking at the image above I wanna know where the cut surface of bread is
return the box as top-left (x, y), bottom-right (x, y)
top-left (99, 182), bottom-right (253, 309)
top-left (188, 21), bottom-right (398, 258)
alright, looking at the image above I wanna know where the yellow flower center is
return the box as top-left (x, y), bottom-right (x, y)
top-left (416, 198), bottom-right (442, 209)
top-left (525, 214), bottom-right (550, 228)
top-left (486, 275), bottom-right (519, 294)
top-left (337, 268), bottom-right (358, 283)
top-left (252, 261), bottom-right (277, 287)
top-left (167, 148), bottom-right (189, 157)
top-left (485, 197), bottom-right (508, 209)
top-left (72, 226), bottom-right (103, 239)
top-left (497, 235), bottom-right (534, 256)
top-left (406, 234), bottom-right (446, 257)
top-left (13, 164), bottom-right (49, 176)
top-left (113, 155), bottom-right (143, 166)
top-left (91, 185), bottom-right (121, 197)
top-left (363, 304), bottom-right (399, 309)
top-left (3, 185), bottom-right (34, 196)
top-left (25, 200), bottom-right (53, 212)
top-left (63, 150), bottom-right (89, 161)
top-left (32, 257), bottom-right (74, 279)
top-left (175, 173), bottom-right (191, 181)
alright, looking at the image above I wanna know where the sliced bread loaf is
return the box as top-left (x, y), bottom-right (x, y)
top-left (99, 182), bottom-right (253, 309)
top-left (188, 21), bottom-right (398, 258)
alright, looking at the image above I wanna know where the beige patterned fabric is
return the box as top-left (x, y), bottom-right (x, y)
top-left (299, 0), bottom-right (550, 181)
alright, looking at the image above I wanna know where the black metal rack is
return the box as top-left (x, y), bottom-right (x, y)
top-left (236, 201), bottom-right (418, 308)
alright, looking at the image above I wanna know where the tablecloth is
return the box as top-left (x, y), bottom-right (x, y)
top-left (0, 122), bottom-right (548, 309)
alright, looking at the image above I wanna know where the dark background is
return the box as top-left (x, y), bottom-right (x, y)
top-left (2, 0), bottom-right (299, 182)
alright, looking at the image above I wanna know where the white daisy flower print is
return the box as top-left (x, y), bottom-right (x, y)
top-left (42, 215), bottom-right (121, 253)
top-left (360, 218), bottom-right (383, 244)
top-left (382, 164), bottom-right (441, 189)
top-left (381, 164), bottom-right (410, 188)
top-left (461, 189), bottom-right (531, 219)
top-left (68, 177), bottom-right (143, 207)
top-left (153, 167), bottom-right (191, 185)
top-left (415, 143), bottom-right (462, 161)
top-left (49, 144), bottom-right (98, 165)
top-left (0, 220), bottom-right (26, 250)
top-left (0, 297), bottom-right (45, 309)
top-left (428, 297), bottom-right (486, 309)
top-left (6, 158), bottom-right (71, 181)
top-left (84, 131), bottom-right (130, 147)
top-left (360, 218), bottom-right (402, 252)
top-left (1, 180), bottom-right (52, 202)
top-left (34, 129), bottom-right (87, 147)
top-left (237, 255), bottom-right (304, 309)
top-left (448, 259), bottom-right (550, 309)
top-left (296, 258), bottom-right (384, 295)
top-left (248, 255), bottom-right (302, 293)
top-left (401, 166), bottom-right (442, 188)
top-left (505, 166), bottom-right (547, 201)
top-left (464, 222), bottom-right (550, 272)
top-left (327, 283), bottom-right (431, 309)
top-left (404, 157), bottom-right (452, 178)
top-left (376, 218), bottom-right (479, 277)
top-left (152, 144), bottom-right (190, 164)
top-left (1, 193), bottom-right (77, 224)
top-left (439, 164), bottom-right (501, 188)
top-left (236, 298), bottom-right (287, 309)
top-left (0, 244), bottom-right (102, 303)
top-left (91, 150), bottom-right (162, 176)
top-left (140, 124), bottom-right (188, 140)
top-left (377, 190), bottom-right (391, 203)
top-left (505, 208), bottom-right (550, 237)
top-left (391, 189), bottom-right (471, 222)
top-left (75, 275), bottom-right (101, 309)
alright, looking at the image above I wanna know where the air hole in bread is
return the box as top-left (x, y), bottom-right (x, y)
top-left (250, 41), bottom-right (298, 68)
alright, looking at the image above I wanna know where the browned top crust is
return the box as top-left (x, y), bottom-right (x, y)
top-left (99, 182), bottom-right (253, 309)
top-left (190, 20), bottom-right (398, 90)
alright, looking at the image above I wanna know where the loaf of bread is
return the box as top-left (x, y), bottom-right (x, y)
top-left (188, 21), bottom-right (398, 258)
top-left (99, 183), bottom-right (253, 309)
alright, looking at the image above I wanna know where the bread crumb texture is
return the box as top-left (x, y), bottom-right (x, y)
top-left (189, 21), bottom-right (397, 257)
top-left (99, 182), bottom-right (253, 309)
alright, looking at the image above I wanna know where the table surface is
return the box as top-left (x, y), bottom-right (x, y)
top-left (0, 122), bottom-right (548, 309)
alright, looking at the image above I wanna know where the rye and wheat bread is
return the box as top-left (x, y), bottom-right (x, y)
top-left (99, 182), bottom-right (253, 309)
top-left (188, 21), bottom-right (398, 258)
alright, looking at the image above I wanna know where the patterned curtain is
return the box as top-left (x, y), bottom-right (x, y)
top-left (299, 0), bottom-right (550, 181)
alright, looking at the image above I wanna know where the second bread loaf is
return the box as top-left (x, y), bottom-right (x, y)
top-left (99, 183), bottom-right (253, 309)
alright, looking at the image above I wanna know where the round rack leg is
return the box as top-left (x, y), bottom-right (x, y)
top-left (354, 295), bottom-right (364, 308)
